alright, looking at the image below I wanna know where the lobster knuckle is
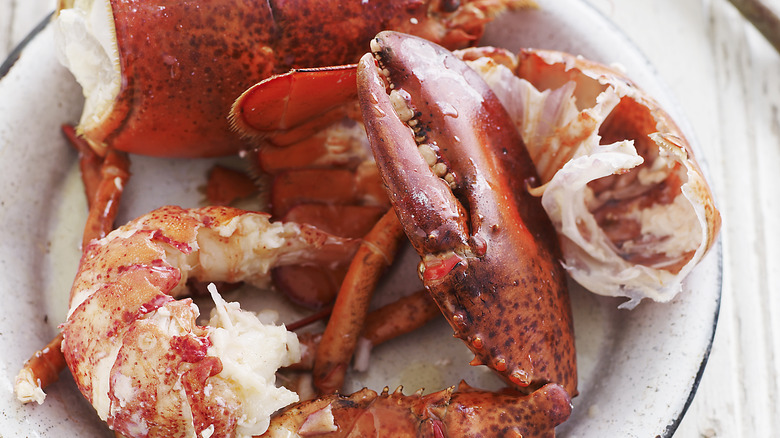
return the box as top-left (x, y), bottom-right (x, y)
top-left (57, 0), bottom-right (524, 157)
top-left (58, 0), bottom-right (279, 157)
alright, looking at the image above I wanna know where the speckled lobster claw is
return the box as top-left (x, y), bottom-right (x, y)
top-left (356, 31), bottom-right (577, 397)
top-left (261, 382), bottom-right (572, 437)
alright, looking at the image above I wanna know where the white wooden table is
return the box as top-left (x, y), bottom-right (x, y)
top-left (2, 0), bottom-right (778, 436)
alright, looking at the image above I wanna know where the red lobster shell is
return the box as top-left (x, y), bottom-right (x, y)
top-left (55, 0), bottom-right (530, 157)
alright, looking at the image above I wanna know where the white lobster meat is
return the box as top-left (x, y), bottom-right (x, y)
top-left (60, 206), bottom-right (357, 437)
top-left (462, 48), bottom-right (721, 308)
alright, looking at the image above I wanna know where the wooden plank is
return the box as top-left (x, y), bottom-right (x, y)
top-left (0, 2), bottom-right (15, 61)
top-left (10, 0), bottom-right (52, 42)
top-left (0, 0), bottom-right (52, 62)
top-left (690, 1), bottom-right (756, 437)
top-left (711, 0), bottom-right (780, 436)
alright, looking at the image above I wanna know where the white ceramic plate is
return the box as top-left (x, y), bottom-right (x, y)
top-left (0, 1), bottom-right (721, 436)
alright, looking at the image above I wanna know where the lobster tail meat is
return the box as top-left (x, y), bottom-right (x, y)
top-left (357, 32), bottom-right (577, 396)
top-left (260, 382), bottom-right (571, 437)
top-left (60, 206), bottom-right (361, 437)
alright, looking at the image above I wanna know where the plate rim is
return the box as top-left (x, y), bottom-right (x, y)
top-left (0, 3), bottom-right (724, 437)
top-left (0, 11), bottom-right (54, 79)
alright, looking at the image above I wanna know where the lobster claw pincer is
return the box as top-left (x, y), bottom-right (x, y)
top-left (357, 32), bottom-right (577, 397)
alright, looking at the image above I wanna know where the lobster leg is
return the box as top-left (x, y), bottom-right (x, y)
top-left (313, 210), bottom-right (406, 394)
top-left (63, 125), bottom-right (131, 247)
top-left (14, 333), bottom-right (66, 404)
top-left (81, 149), bottom-right (131, 246)
top-left (357, 32), bottom-right (577, 396)
top-left (287, 289), bottom-right (439, 372)
top-left (15, 127), bottom-right (131, 404)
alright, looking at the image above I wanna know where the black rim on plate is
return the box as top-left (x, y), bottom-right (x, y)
top-left (0, 11), bottom-right (54, 79)
top-left (661, 242), bottom-right (722, 437)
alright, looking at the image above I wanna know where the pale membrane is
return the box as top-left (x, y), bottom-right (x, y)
top-left (54, 0), bottom-right (120, 133)
top-left (466, 51), bottom-right (720, 308)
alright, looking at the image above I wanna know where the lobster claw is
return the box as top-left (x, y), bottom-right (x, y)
top-left (357, 32), bottom-right (577, 396)
top-left (261, 382), bottom-right (571, 437)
